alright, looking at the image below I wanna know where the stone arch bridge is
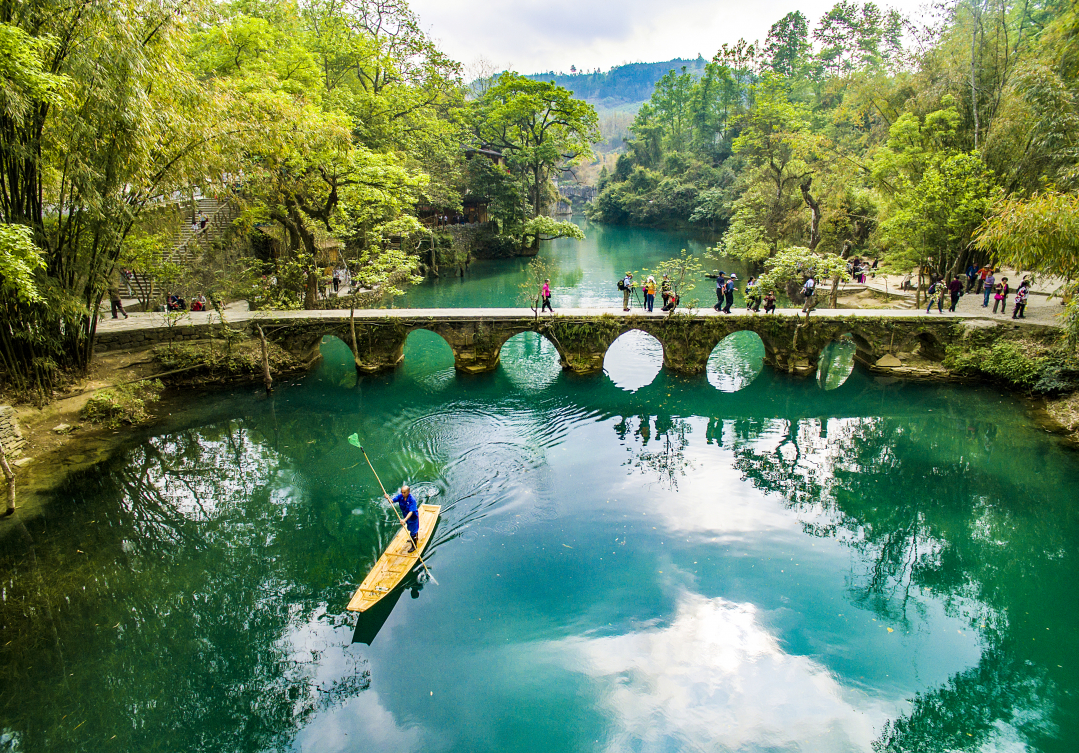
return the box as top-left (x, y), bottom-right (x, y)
top-left (234, 308), bottom-right (1007, 379)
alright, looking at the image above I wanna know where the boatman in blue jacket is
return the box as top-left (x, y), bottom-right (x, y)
top-left (392, 485), bottom-right (420, 552)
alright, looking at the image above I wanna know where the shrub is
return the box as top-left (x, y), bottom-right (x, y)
top-left (81, 380), bottom-right (163, 428)
top-left (945, 338), bottom-right (1054, 389)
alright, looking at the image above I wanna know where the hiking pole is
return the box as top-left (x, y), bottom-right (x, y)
top-left (348, 434), bottom-right (438, 584)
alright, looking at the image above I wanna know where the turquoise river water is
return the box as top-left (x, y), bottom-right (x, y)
top-left (1, 220), bottom-right (1077, 753)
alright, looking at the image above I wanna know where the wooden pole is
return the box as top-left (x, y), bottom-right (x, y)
top-left (0, 439), bottom-right (15, 515)
top-left (349, 306), bottom-right (363, 373)
top-left (256, 324), bottom-right (273, 393)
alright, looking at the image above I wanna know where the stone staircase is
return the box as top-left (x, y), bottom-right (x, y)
top-left (128, 197), bottom-right (239, 303)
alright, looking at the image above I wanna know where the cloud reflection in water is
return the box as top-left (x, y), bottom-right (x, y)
top-left (559, 591), bottom-right (892, 752)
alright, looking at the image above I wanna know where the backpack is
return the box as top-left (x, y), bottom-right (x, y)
top-left (617, 279), bottom-right (626, 291)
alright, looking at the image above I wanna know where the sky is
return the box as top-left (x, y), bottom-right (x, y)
top-left (408, 0), bottom-right (933, 76)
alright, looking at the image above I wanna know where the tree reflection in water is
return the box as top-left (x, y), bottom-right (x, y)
top-left (728, 415), bottom-right (1075, 752)
top-left (0, 418), bottom-right (374, 752)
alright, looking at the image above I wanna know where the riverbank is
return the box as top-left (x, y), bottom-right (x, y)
top-left (2, 336), bottom-right (309, 520)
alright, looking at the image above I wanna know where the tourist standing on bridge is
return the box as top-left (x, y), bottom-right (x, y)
top-left (644, 276), bottom-right (656, 312)
top-left (763, 290), bottom-right (777, 314)
top-left (926, 279), bottom-right (945, 313)
top-left (706, 271), bottom-right (726, 311)
top-left (621, 272), bottom-right (634, 311)
top-left (723, 274), bottom-right (737, 314)
top-left (660, 274), bottom-right (672, 308)
top-left (541, 278), bottom-right (554, 313)
top-left (332, 267), bottom-right (342, 293)
top-left (801, 276), bottom-right (817, 313)
top-left (745, 277), bottom-right (761, 312)
top-left (977, 265), bottom-right (990, 293)
top-left (948, 275), bottom-right (964, 312)
top-left (982, 270), bottom-right (996, 307)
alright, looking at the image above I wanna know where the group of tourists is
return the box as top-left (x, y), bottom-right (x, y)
top-left (926, 266), bottom-right (1032, 319)
top-left (847, 258), bottom-right (877, 284)
top-left (705, 272), bottom-right (739, 313)
top-left (925, 275), bottom-right (967, 313)
top-left (164, 292), bottom-right (208, 312)
top-left (609, 270), bottom-right (787, 315)
top-left (618, 272), bottom-right (679, 313)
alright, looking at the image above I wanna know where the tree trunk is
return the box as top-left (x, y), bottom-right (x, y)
top-left (256, 325), bottom-right (273, 394)
top-left (829, 276), bottom-right (841, 309)
top-left (429, 232), bottom-right (438, 277)
top-left (350, 306), bottom-right (363, 373)
top-left (0, 441), bottom-right (15, 515)
top-left (800, 178), bottom-right (822, 251)
top-left (305, 270), bottom-right (319, 309)
top-left (971, 0), bottom-right (981, 150)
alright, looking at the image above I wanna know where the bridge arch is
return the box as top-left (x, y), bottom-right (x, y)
top-left (816, 334), bottom-right (858, 391)
top-left (498, 332), bottom-right (563, 389)
top-left (402, 329), bottom-right (456, 376)
top-left (603, 328), bottom-right (664, 391)
top-left (707, 331), bottom-right (766, 392)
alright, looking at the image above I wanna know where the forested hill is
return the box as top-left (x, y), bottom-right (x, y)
top-left (525, 57), bottom-right (708, 106)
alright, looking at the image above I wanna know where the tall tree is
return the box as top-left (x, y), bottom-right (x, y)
top-left (765, 11), bottom-right (811, 77)
top-left (472, 72), bottom-right (600, 218)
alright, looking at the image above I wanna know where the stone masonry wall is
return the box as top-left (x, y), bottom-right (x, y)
top-left (0, 405), bottom-right (25, 458)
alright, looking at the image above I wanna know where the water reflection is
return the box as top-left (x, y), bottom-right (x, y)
top-left (726, 414), bottom-right (1078, 751)
top-left (817, 336), bottom-right (857, 391)
top-left (1, 333), bottom-right (1077, 752)
top-left (560, 591), bottom-right (889, 751)
top-left (603, 330), bottom-right (663, 392)
top-left (706, 331), bottom-right (765, 392)
top-left (498, 332), bottom-right (561, 390)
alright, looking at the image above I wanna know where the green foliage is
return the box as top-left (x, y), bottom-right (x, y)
top-left (521, 216), bottom-right (585, 248)
top-left (647, 250), bottom-right (704, 298)
top-left (944, 339), bottom-right (1053, 389)
top-left (975, 191), bottom-right (1079, 280)
top-left (80, 380), bottom-right (164, 428)
top-left (152, 340), bottom-right (302, 378)
top-left (472, 72), bottom-right (600, 218)
top-left (755, 247), bottom-right (851, 294)
top-left (0, 224), bottom-right (45, 303)
top-left (517, 257), bottom-right (556, 317)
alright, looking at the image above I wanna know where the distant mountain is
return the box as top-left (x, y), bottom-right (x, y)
top-left (524, 57), bottom-right (709, 107)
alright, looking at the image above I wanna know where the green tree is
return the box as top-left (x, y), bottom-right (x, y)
top-left (517, 257), bottom-right (556, 319)
top-left (472, 73), bottom-right (600, 218)
top-left (872, 103), bottom-right (998, 290)
top-left (765, 11), bottom-right (811, 77)
top-left (975, 191), bottom-right (1079, 340)
top-left (755, 246), bottom-right (851, 310)
top-left (0, 0), bottom-right (229, 394)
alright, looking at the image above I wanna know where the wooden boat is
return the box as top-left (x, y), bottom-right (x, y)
top-left (347, 503), bottom-right (440, 613)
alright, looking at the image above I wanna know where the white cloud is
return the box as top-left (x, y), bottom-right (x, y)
top-left (410, 0), bottom-right (933, 75)
top-left (555, 591), bottom-right (895, 751)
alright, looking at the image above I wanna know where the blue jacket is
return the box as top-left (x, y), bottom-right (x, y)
top-left (393, 492), bottom-right (419, 532)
